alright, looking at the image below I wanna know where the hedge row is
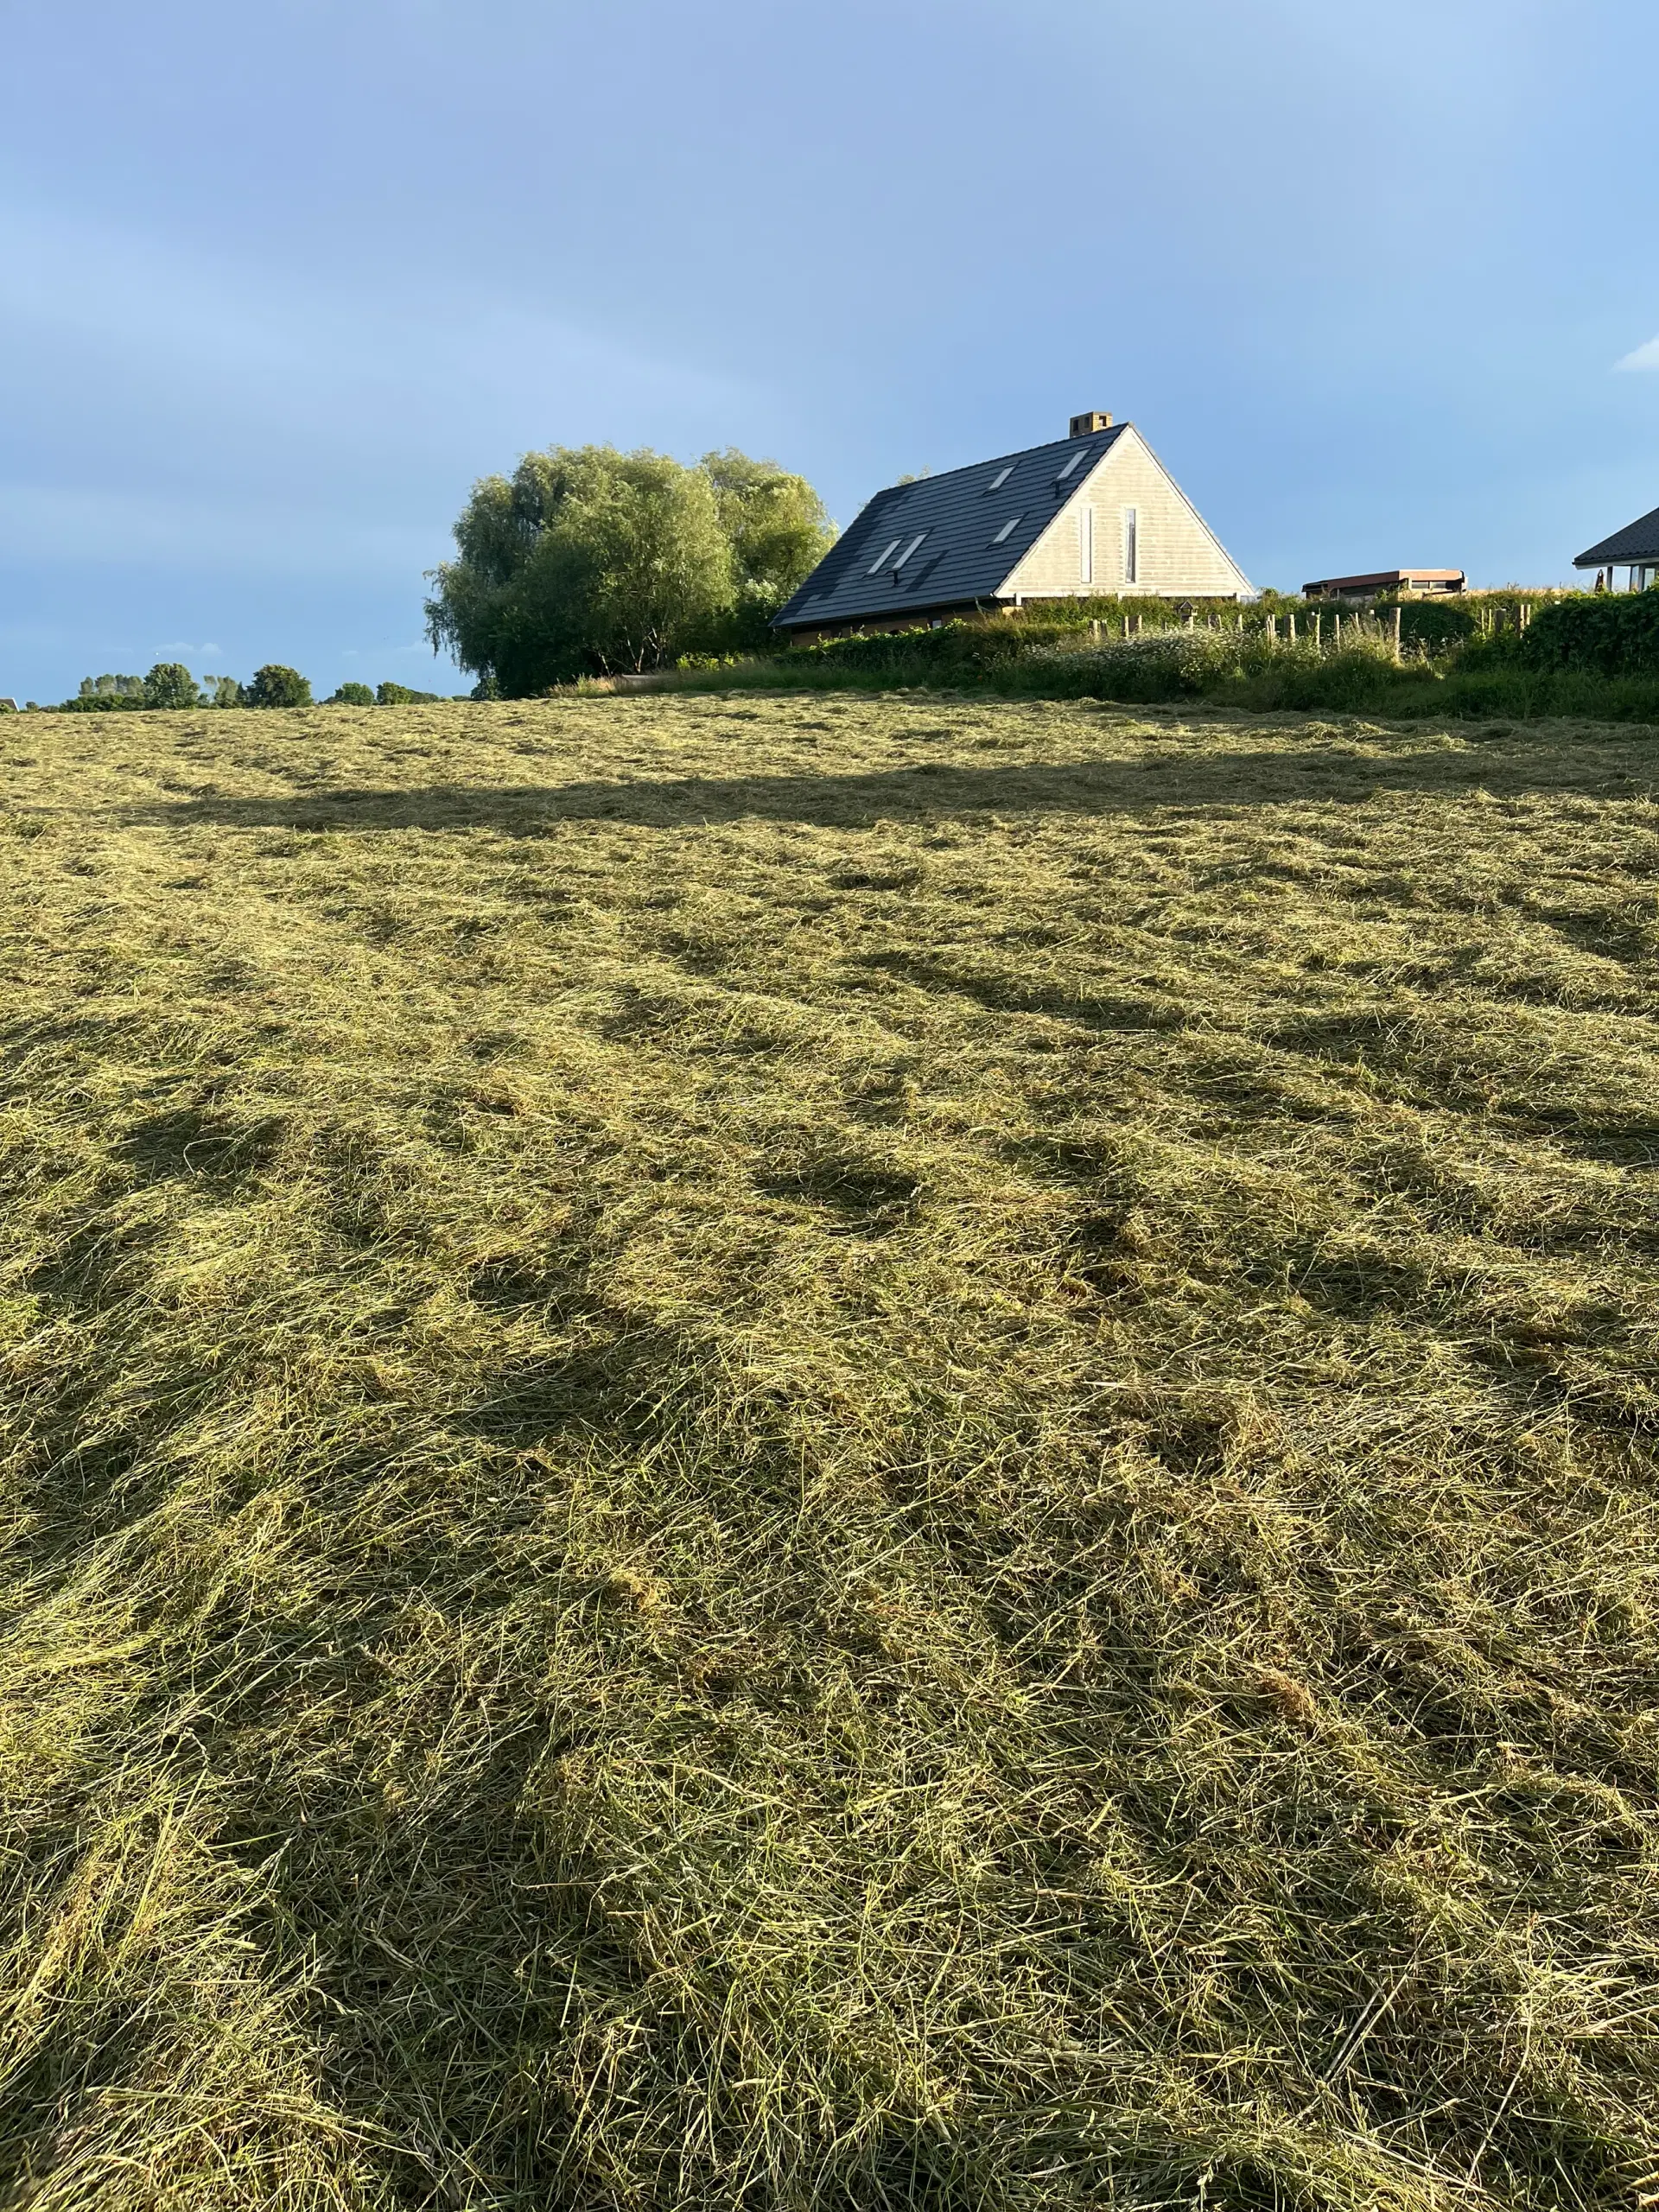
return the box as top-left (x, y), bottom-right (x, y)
top-left (1521, 591), bottom-right (1659, 675)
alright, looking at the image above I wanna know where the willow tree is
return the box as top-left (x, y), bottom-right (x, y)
top-left (702, 448), bottom-right (836, 644)
top-left (424, 444), bottom-right (834, 694)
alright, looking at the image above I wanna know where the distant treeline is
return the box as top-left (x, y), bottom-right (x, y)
top-left (4, 442), bottom-right (834, 711)
top-left (21, 665), bottom-right (465, 713)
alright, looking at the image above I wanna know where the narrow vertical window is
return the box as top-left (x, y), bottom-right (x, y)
top-left (1078, 505), bottom-right (1094, 585)
top-left (1123, 506), bottom-right (1139, 585)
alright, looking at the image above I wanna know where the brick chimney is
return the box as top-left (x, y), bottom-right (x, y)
top-left (1069, 410), bottom-right (1113, 436)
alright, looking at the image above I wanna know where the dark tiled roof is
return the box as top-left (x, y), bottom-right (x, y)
top-left (1575, 504), bottom-right (1659, 567)
top-left (773, 427), bottom-right (1128, 631)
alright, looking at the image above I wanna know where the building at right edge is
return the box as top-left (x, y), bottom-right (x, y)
top-left (1575, 504), bottom-right (1659, 593)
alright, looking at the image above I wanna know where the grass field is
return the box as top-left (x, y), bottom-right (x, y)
top-left (3, 694), bottom-right (1659, 2211)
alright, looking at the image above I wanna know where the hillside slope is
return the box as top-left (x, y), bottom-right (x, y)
top-left (3, 696), bottom-right (1658, 2210)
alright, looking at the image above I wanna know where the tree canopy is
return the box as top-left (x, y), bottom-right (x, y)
top-left (142, 663), bottom-right (200, 710)
top-left (245, 665), bottom-right (312, 709)
top-left (425, 445), bottom-right (834, 695)
top-left (701, 448), bottom-right (836, 630)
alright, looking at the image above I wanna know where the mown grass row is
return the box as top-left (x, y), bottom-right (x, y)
top-left (3, 695), bottom-right (1659, 2209)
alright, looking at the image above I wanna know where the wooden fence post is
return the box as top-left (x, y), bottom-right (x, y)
top-left (1392, 606), bottom-right (1403, 662)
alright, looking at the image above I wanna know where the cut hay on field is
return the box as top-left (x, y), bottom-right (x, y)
top-left (2, 695), bottom-right (1658, 2209)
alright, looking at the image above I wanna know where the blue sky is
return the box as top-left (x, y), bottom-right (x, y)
top-left (3, 0), bottom-right (1656, 702)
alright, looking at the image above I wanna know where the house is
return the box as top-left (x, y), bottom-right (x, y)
top-left (772, 411), bottom-right (1252, 642)
top-left (1574, 505), bottom-right (1659, 593)
top-left (1303, 569), bottom-right (1465, 601)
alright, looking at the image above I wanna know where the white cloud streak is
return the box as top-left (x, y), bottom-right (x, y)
top-left (1615, 336), bottom-right (1659, 372)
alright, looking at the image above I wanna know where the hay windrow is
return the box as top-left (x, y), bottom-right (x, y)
top-left (2, 696), bottom-right (1657, 2209)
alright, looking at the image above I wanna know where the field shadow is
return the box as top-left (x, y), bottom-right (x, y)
top-left (862, 950), bottom-right (1187, 1031)
top-left (117, 1103), bottom-right (289, 1185)
top-left (91, 742), bottom-right (1655, 839)
top-left (754, 1147), bottom-right (924, 1231)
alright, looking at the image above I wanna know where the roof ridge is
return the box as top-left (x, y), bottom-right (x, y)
top-left (866, 423), bottom-right (1128, 502)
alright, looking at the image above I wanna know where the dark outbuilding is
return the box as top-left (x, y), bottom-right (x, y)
top-left (1303, 569), bottom-right (1465, 601)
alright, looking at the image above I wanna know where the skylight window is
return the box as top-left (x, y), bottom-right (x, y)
top-left (893, 532), bottom-right (927, 568)
top-left (987, 467), bottom-right (1013, 492)
top-left (1057, 448), bottom-right (1090, 481)
top-left (992, 516), bottom-right (1020, 543)
top-left (868, 537), bottom-right (904, 575)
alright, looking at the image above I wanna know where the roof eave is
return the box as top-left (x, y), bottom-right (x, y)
top-left (772, 592), bottom-right (1008, 633)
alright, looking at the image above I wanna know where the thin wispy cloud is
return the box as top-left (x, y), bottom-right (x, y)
top-left (1615, 336), bottom-right (1659, 372)
top-left (0, 484), bottom-right (437, 576)
top-left (0, 205), bottom-right (763, 467)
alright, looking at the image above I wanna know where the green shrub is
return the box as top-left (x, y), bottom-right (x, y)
top-left (327, 683), bottom-right (377, 707)
top-left (1521, 590), bottom-right (1659, 676)
top-left (797, 619), bottom-right (1046, 684)
top-left (1390, 598), bottom-right (1478, 652)
top-left (245, 665), bottom-right (313, 709)
top-left (376, 682), bottom-right (443, 706)
top-left (207, 677), bottom-right (246, 709)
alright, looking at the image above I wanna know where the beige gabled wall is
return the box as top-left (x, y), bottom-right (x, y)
top-left (1001, 428), bottom-right (1251, 600)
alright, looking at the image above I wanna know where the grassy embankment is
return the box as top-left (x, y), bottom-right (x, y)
top-left (3, 694), bottom-right (1659, 2210)
top-left (667, 604), bottom-right (1659, 725)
